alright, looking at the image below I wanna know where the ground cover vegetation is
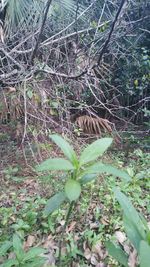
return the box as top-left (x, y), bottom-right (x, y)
top-left (0, 0), bottom-right (149, 266)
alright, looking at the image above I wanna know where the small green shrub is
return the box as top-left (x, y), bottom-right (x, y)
top-left (36, 134), bottom-right (130, 264)
top-left (0, 234), bottom-right (46, 267)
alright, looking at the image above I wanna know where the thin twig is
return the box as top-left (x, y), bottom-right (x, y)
top-left (97, 0), bottom-right (126, 65)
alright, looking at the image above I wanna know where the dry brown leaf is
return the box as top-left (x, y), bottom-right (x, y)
top-left (7, 87), bottom-right (16, 93)
top-left (59, 220), bottom-right (65, 226)
top-left (24, 235), bottom-right (35, 249)
top-left (123, 243), bottom-right (130, 254)
top-left (92, 241), bottom-right (103, 256)
top-left (43, 251), bottom-right (56, 266)
top-left (67, 221), bottom-right (76, 232)
top-left (115, 231), bottom-right (126, 244)
top-left (75, 115), bottom-right (112, 135)
top-left (90, 222), bottom-right (100, 229)
top-left (83, 241), bottom-right (88, 250)
top-left (128, 249), bottom-right (138, 267)
top-left (92, 241), bottom-right (106, 260)
top-left (43, 235), bottom-right (57, 250)
top-left (101, 218), bottom-right (109, 225)
top-left (96, 263), bottom-right (106, 267)
top-left (84, 248), bottom-right (92, 260)
top-left (91, 254), bottom-right (99, 265)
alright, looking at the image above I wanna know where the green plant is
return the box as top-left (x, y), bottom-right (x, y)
top-left (2, 166), bottom-right (24, 183)
top-left (36, 134), bottom-right (130, 264)
top-left (106, 188), bottom-right (150, 267)
top-left (11, 219), bottom-right (31, 235)
top-left (64, 233), bottom-right (83, 261)
top-left (0, 234), bottom-right (46, 267)
top-left (3, 166), bottom-right (18, 178)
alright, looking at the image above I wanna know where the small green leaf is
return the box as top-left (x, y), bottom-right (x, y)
top-left (134, 79), bottom-right (138, 87)
top-left (0, 259), bottom-right (18, 267)
top-left (23, 247), bottom-right (46, 261)
top-left (0, 241), bottom-right (12, 256)
top-left (139, 241), bottom-right (150, 267)
top-left (27, 89), bottom-right (33, 99)
top-left (13, 234), bottom-right (24, 261)
top-left (36, 158), bottom-right (75, 172)
top-left (80, 174), bottom-right (97, 184)
top-left (44, 192), bottom-right (67, 215)
top-left (106, 241), bottom-right (128, 267)
top-left (79, 138), bottom-right (113, 165)
top-left (65, 179), bottom-right (81, 201)
top-left (126, 167), bottom-right (134, 177)
top-left (86, 163), bottom-right (131, 182)
top-left (50, 134), bottom-right (78, 165)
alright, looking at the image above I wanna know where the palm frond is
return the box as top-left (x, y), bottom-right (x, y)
top-left (75, 115), bottom-right (113, 135)
top-left (2, 0), bottom-right (42, 37)
top-left (1, 0), bottom-right (88, 38)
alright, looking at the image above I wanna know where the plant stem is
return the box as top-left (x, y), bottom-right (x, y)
top-left (58, 201), bottom-right (74, 266)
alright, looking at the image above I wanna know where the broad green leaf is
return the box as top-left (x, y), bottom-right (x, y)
top-left (44, 192), bottom-right (67, 215)
top-left (114, 188), bottom-right (140, 222)
top-left (36, 158), bottom-right (75, 172)
top-left (13, 234), bottom-right (24, 261)
top-left (139, 213), bottom-right (150, 234)
top-left (79, 138), bottom-right (113, 165)
top-left (114, 188), bottom-right (146, 244)
top-left (50, 134), bottom-right (78, 165)
top-left (139, 241), bottom-right (150, 267)
top-left (65, 179), bottom-right (81, 201)
top-left (123, 215), bottom-right (143, 252)
top-left (23, 247), bottom-right (46, 261)
top-left (106, 241), bottom-right (128, 267)
top-left (85, 163), bottom-right (131, 182)
top-left (0, 259), bottom-right (18, 267)
top-left (80, 174), bottom-right (97, 184)
top-left (0, 241), bottom-right (12, 256)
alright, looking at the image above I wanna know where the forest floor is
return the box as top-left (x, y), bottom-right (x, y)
top-left (0, 123), bottom-right (150, 267)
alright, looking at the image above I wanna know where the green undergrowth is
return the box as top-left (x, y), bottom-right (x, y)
top-left (0, 135), bottom-right (149, 266)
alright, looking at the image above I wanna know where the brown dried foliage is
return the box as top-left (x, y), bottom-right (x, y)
top-left (75, 115), bottom-right (112, 135)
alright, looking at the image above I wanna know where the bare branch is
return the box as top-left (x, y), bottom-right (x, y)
top-left (30, 0), bottom-right (53, 64)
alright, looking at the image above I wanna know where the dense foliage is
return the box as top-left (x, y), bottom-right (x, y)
top-left (0, 0), bottom-right (149, 129)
